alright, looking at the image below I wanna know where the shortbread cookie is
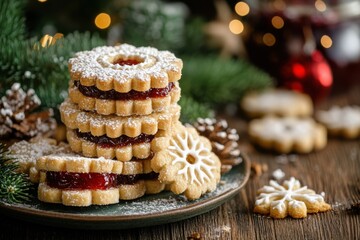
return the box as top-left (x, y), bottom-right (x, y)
top-left (254, 177), bottom-right (331, 218)
top-left (69, 80), bottom-right (181, 116)
top-left (317, 105), bottom-right (360, 139)
top-left (66, 128), bottom-right (170, 161)
top-left (248, 116), bottom-right (326, 153)
top-left (152, 123), bottom-right (221, 200)
top-left (60, 99), bottom-right (180, 161)
top-left (8, 138), bottom-right (72, 173)
top-left (60, 99), bottom-right (180, 138)
top-left (33, 154), bottom-right (162, 206)
top-left (68, 44), bottom-right (182, 92)
top-left (142, 158), bottom-right (166, 194)
top-left (241, 89), bottom-right (313, 118)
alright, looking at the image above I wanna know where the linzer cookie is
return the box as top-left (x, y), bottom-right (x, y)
top-left (152, 123), bottom-right (221, 200)
top-left (32, 153), bottom-right (164, 206)
top-left (60, 99), bottom-right (180, 161)
top-left (69, 81), bottom-right (181, 116)
top-left (68, 44), bottom-right (183, 116)
top-left (248, 116), bottom-right (327, 153)
top-left (241, 89), bottom-right (313, 118)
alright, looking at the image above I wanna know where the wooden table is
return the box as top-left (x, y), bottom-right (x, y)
top-left (0, 85), bottom-right (359, 240)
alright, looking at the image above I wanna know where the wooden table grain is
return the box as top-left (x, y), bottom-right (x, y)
top-left (0, 85), bottom-right (359, 240)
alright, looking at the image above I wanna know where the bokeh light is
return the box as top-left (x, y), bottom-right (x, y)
top-left (229, 19), bottom-right (244, 35)
top-left (263, 33), bottom-right (276, 46)
top-left (320, 35), bottom-right (332, 48)
top-left (315, 0), bottom-right (327, 12)
top-left (95, 13), bottom-right (111, 29)
top-left (271, 16), bottom-right (284, 29)
top-left (273, 0), bottom-right (286, 10)
top-left (235, 2), bottom-right (250, 16)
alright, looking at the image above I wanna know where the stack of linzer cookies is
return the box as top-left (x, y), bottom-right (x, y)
top-left (30, 44), bottom-right (221, 206)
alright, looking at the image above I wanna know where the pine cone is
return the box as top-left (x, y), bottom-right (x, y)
top-left (193, 118), bottom-right (242, 174)
top-left (0, 83), bottom-right (56, 138)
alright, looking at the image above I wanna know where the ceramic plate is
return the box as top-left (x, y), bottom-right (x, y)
top-left (0, 154), bottom-right (250, 230)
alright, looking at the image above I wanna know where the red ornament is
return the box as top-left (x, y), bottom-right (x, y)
top-left (280, 50), bottom-right (333, 102)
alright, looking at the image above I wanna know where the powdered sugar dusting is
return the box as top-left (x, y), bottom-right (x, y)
top-left (9, 140), bottom-right (72, 173)
top-left (60, 99), bottom-right (180, 137)
top-left (69, 44), bottom-right (182, 90)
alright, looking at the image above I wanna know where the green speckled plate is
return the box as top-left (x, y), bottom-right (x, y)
top-left (0, 154), bottom-right (250, 230)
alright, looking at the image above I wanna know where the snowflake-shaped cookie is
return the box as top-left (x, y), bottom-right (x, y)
top-left (151, 123), bottom-right (221, 200)
top-left (254, 177), bottom-right (331, 218)
top-left (317, 105), bottom-right (360, 139)
top-left (248, 116), bottom-right (327, 153)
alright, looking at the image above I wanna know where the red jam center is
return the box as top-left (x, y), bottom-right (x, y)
top-left (74, 81), bottom-right (175, 101)
top-left (46, 171), bottom-right (159, 190)
top-left (113, 58), bottom-right (141, 66)
top-left (76, 130), bottom-right (154, 148)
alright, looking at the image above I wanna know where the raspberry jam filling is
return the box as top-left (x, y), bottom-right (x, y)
top-left (46, 171), bottom-right (159, 190)
top-left (113, 59), bottom-right (141, 66)
top-left (74, 81), bottom-right (175, 101)
top-left (76, 130), bottom-right (154, 148)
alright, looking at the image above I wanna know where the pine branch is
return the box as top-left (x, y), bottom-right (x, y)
top-left (180, 56), bottom-right (273, 105)
top-left (0, 0), bottom-right (26, 41)
top-left (179, 96), bottom-right (214, 123)
top-left (0, 145), bottom-right (16, 171)
top-left (0, 32), bottom-right (105, 109)
top-left (0, 144), bottom-right (34, 204)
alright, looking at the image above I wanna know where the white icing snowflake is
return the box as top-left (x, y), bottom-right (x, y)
top-left (152, 126), bottom-right (221, 200)
top-left (254, 177), bottom-right (331, 218)
top-left (168, 129), bottom-right (216, 185)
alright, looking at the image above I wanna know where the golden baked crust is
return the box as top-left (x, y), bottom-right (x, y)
top-left (31, 154), bottom-right (143, 183)
top-left (66, 129), bottom-right (170, 161)
top-left (119, 181), bottom-right (146, 200)
top-left (68, 81), bottom-right (181, 116)
top-left (38, 182), bottom-right (147, 206)
top-left (35, 154), bottom-right (164, 205)
top-left (144, 179), bottom-right (166, 194)
top-left (36, 154), bottom-right (125, 174)
top-left (68, 44), bottom-right (182, 92)
top-left (241, 89), bottom-right (313, 118)
top-left (248, 116), bottom-right (327, 154)
top-left (254, 177), bottom-right (331, 218)
top-left (38, 181), bottom-right (157, 205)
top-left (60, 99), bottom-right (180, 138)
top-left (317, 106), bottom-right (360, 139)
top-left (152, 123), bottom-right (221, 200)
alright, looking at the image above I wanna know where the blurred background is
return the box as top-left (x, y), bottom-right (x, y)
top-left (1, 0), bottom-right (360, 122)
top-left (26, 0), bottom-right (360, 88)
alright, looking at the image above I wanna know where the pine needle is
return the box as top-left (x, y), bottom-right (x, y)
top-left (180, 56), bottom-right (273, 105)
top-left (179, 96), bottom-right (214, 123)
top-left (0, 144), bottom-right (34, 204)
